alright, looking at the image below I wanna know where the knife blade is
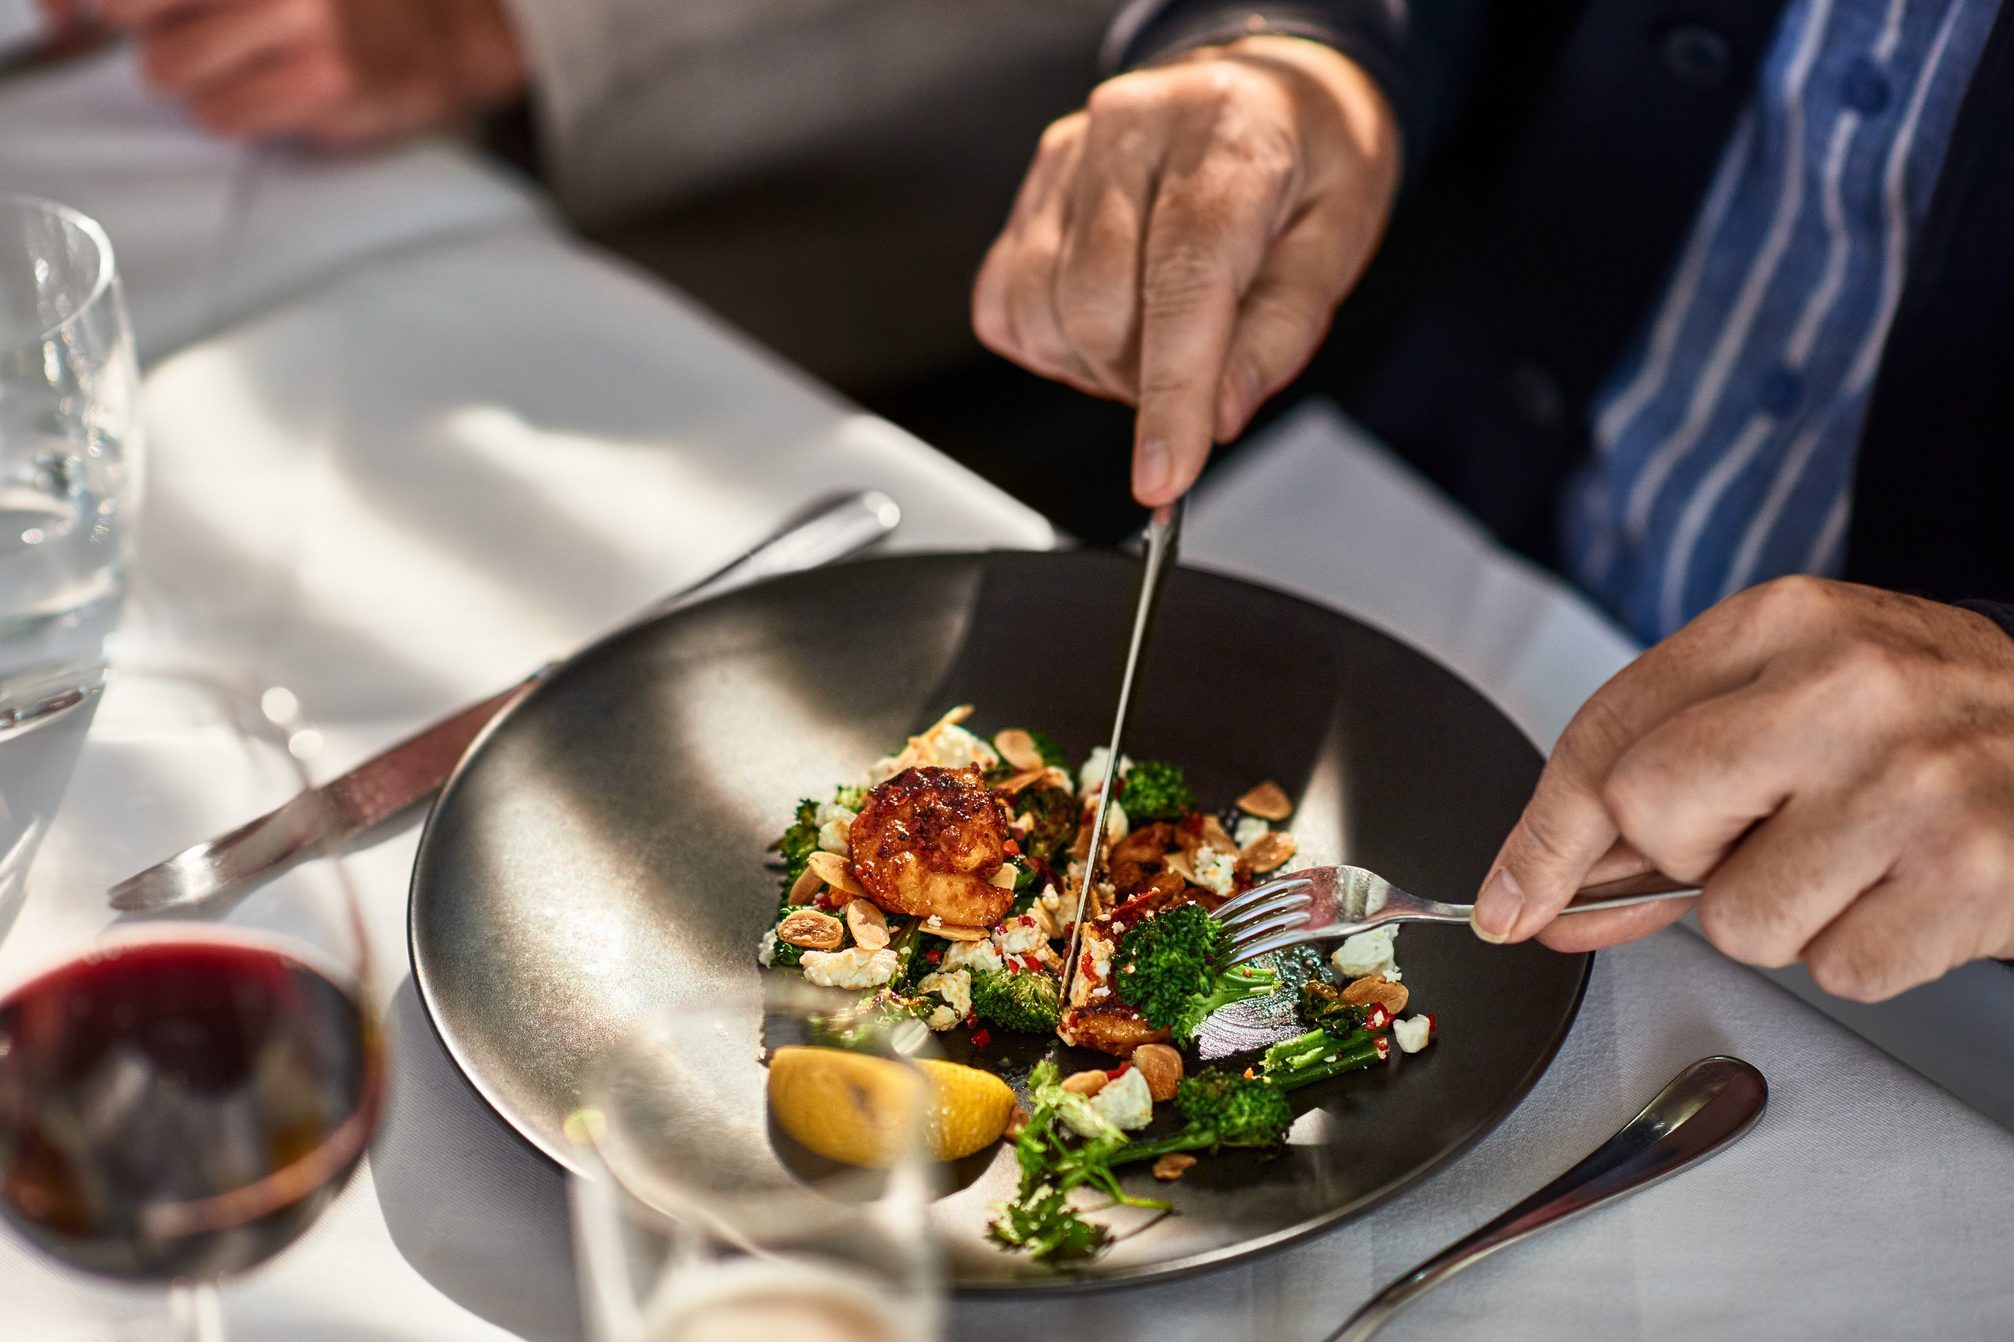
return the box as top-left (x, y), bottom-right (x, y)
top-left (108, 490), bottom-right (903, 912)
top-left (1059, 498), bottom-right (1185, 1006)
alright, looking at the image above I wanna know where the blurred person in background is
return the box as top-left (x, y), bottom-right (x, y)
top-left (975, 1), bottom-right (2014, 999)
top-left (37, 0), bottom-right (1124, 387)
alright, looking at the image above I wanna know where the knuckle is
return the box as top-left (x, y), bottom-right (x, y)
top-left (1695, 884), bottom-right (1800, 968)
top-left (1746, 573), bottom-right (1836, 633)
top-left (1141, 243), bottom-right (1226, 314)
top-left (1805, 938), bottom-right (1893, 1003)
top-left (1055, 290), bottom-right (1129, 361)
top-left (1086, 73), bottom-right (1151, 118)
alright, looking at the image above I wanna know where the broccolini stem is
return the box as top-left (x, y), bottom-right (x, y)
top-left (1265, 1028), bottom-right (1388, 1090)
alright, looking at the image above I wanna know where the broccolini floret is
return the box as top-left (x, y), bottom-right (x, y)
top-left (771, 798), bottom-right (822, 897)
top-left (970, 968), bottom-right (1062, 1034)
top-left (1113, 903), bottom-right (1279, 1045)
top-left (1120, 760), bottom-right (1194, 821)
top-left (987, 1060), bottom-right (1165, 1263)
top-left (1023, 729), bottom-right (1069, 770)
top-left (1017, 786), bottom-right (1078, 868)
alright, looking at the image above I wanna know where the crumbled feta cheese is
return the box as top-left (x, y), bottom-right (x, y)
top-left (1392, 1014), bottom-right (1434, 1054)
top-left (943, 939), bottom-right (1003, 977)
top-left (916, 969), bottom-right (972, 1028)
top-left (1233, 816), bottom-right (1270, 848)
top-left (1105, 802), bottom-right (1129, 845)
top-left (1191, 848), bottom-right (1239, 898)
top-left (799, 947), bottom-right (900, 990)
top-left (922, 723), bottom-right (998, 772)
top-left (1077, 747), bottom-right (1134, 798)
top-left (756, 929), bottom-right (777, 967)
top-left (1332, 925), bottom-right (1401, 981)
top-left (1088, 1067), bottom-right (1154, 1131)
top-left (1040, 886), bottom-right (1060, 908)
top-left (814, 803), bottom-right (856, 854)
top-left (926, 1004), bottom-right (961, 1031)
top-left (1070, 931), bottom-right (1115, 1008)
top-left (994, 916), bottom-right (1046, 957)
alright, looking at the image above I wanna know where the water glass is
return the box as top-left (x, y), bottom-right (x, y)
top-left (570, 981), bottom-right (943, 1342)
top-left (0, 194), bottom-right (142, 733)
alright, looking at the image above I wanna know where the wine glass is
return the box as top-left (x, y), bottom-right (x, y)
top-left (0, 194), bottom-right (143, 734)
top-left (0, 665), bottom-right (383, 1341)
top-left (570, 979), bottom-right (942, 1342)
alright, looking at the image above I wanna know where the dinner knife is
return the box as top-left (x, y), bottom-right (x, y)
top-left (108, 489), bottom-right (903, 912)
top-left (1059, 498), bottom-right (1185, 1003)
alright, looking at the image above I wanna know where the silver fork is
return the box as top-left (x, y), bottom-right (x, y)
top-left (1217, 865), bottom-right (1699, 965)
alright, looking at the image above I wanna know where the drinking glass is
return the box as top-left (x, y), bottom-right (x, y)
top-left (0, 665), bottom-right (383, 1341)
top-left (570, 980), bottom-right (942, 1342)
top-left (0, 194), bottom-right (143, 734)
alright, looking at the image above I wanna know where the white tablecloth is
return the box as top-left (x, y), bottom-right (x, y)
top-left (4, 48), bottom-right (2012, 1342)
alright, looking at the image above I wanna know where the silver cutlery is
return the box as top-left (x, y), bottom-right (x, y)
top-left (1328, 1055), bottom-right (1768, 1341)
top-left (1062, 499), bottom-right (1185, 1002)
top-left (1219, 864), bottom-right (1700, 965)
top-left (108, 490), bottom-right (902, 913)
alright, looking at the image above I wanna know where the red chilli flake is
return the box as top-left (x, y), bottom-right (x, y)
top-left (1106, 1063), bottom-right (1132, 1080)
top-left (1425, 1013), bottom-right (1438, 1039)
top-left (924, 948), bottom-right (943, 965)
top-left (1079, 953), bottom-right (1096, 978)
top-left (1003, 840), bottom-right (1020, 856)
top-left (970, 1027), bottom-right (992, 1048)
top-left (1375, 1036), bottom-right (1392, 1059)
top-left (1365, 1004), bottom-right (1391, 1030)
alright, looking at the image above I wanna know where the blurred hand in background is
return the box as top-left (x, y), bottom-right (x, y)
top-left (37, 0), bottom-right (527, 148)
top-left (972, 35), bottom-right (1402, 507)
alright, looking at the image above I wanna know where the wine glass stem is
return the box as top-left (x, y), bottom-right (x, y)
top-left (171, 1280), bottom-right (226, 1342)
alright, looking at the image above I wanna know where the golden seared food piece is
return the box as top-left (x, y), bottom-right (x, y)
top-left (1059, 1003), bottom-right (1172, 1057)
top-left (849, 766), bottom-right (1016, 928)
top-left (1107, 821), bottom-right (1178, 894)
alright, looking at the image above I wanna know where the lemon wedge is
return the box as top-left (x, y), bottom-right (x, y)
top-left (768, 1046), bottom-right (1016, 1165)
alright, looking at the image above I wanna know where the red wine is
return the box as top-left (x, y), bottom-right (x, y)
top-left (0, 936), bottom-right (382, 1281)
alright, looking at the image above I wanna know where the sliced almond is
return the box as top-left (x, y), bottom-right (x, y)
top-left (994, 729), bottom-right (1046, 772)
top-left (1039, 766), bottom-right (1073, 792)
top-left (936, 704), bottom-right (976, 728)
top-left (1152, 1153), bottom-right (1198, 1182)
top-left (776, 908), bottom-right (845, 950)
top-left (787, 864), bottom-right (825, 904)
top-left (1237, 781), bottom-right (1293, 821)
top-left (1004, 1104), bottom-right (1031, 1139)
top-left (845, 899), bottom-right (890, 950)
top-left (928, 922), bottom-right (991, 942)
top-left (1200, 814), bottom-right (1239, 855)
top-left (1164, 850), bottom-right (1199, 884)
top-left (989, 864), bottom-right (1021, 890)
top-left (1341, 974), bottom-right (1409, 1014)
top-left (1060, 1069), bottom-right (1108, 1097)
top-left (806, 850), bottom-right (867, 897)
top-left (998, 766), bottom-right (1048, 795)
top-left (1241, 830), bottom-right (1298, 873)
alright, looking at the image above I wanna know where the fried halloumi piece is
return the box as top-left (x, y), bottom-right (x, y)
top-left (849, 766), bottom-right (1016, 928)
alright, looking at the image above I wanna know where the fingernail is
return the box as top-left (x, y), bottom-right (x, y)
top-left (1471, 867), bottom-right (1523, 943)
top-left (1134, 438), bottom-right (1172, 502)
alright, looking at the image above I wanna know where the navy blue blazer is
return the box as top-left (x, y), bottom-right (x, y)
top-left (1115, 1), bottom-right (2014, 619)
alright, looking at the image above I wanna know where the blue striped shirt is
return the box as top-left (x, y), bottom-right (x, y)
top-left (1562, 0), bottom-right (2002, 643)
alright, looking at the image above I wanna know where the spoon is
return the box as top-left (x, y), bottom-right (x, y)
top-left (1328, 1055), bottom-right (1768, 1341)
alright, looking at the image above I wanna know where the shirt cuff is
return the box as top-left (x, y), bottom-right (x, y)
top-left (1102, 2), bottom-right (1417, 159)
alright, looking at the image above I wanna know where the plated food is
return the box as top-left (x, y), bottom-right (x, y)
top-left (757, 705), bottom-right (1438, 1263)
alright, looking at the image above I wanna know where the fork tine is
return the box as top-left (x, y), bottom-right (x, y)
top-left (1227, 906), bottom-right (1313, 947)
top-left (1219, 889), bottom-right (1313, 934)
top-left (1214, 875), bottom-right (1310, 923)
top-left (1227, 928), bottom-right (1324, 966)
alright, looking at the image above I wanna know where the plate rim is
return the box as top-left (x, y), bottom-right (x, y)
top-left (406, 547), bottom-right (1592, 1294)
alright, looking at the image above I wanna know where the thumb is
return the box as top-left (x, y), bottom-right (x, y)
top-left (1474, 756), bottom-right (1619, 945)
